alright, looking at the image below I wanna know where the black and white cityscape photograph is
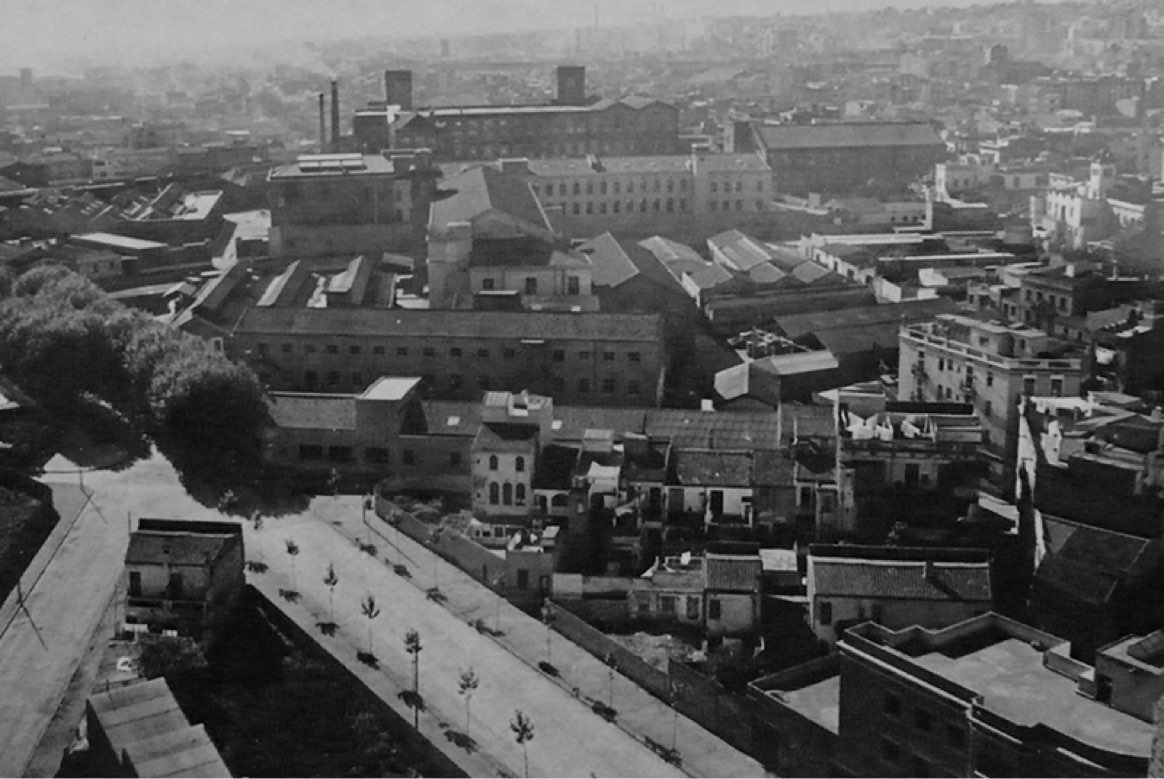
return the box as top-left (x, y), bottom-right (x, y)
top-left (1, 0), bottom-right (1163, 776)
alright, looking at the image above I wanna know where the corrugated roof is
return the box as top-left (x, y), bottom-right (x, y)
top-left (754, 121), bottom-right (944, 151)
top-left (235, 308), bottom-right (662, 342)
top-left (709, 229), bottom-right (775, 272)
top-left (811, 557), bottom-right (992, 601)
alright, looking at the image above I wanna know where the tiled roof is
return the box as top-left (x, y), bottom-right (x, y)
top-left (687, 263), bottom-right (734, 290)
top-left (1034, 515), bottom-right (1152, 606)
top-left (578, 232), bottom-right (640, 288)
top-left (811, 557), bottom-right (993, 601)
top-left (126, 529), bottom-right (237, 568)
top-left (775, 298), bottom-right (960, 340)
top-left (672, 449), bottom-right (754, 486)
top-left (267, 392), bottom-right (357, 430)
top-left (235, 308), bottom-right (663, 342)
top-left (754, 121), bottom-right (944, 151)
top-left (705, 553), bottom-right (763, 591)
top-left (431, 164), bottom-right (550, 233)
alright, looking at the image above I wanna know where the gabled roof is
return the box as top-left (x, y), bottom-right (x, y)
top-left (431, 164), bottom-right (550, 234)
top-left (638, 235), bottom-right (709, 277)
top-left (578, 232), bottom-right (640, 288)
top-left (672, 449), bottom-right (754, 487)
top-left (687, 262), bottom-right (735, 290)
top-left (775, 298), bottom-right (960, 341)
top-left (708, 229), bottom-right (776, 272)
top-left (810, 556), bottom-right (993, 601)
top-left (753, 121), bottom-right (944, 151)
top-left (125, 529), bottom-right (237, 568)
top-left (1034, 514), bottom-right (1154, 606)
top-left (267, 392), bottom-right (357, 430)
top-left (705, 553), bottom-right (763, 591)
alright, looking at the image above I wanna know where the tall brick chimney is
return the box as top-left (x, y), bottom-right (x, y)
top-left (330, 79), bottom-right (341, 152)
top-left (318, 93), bottom-right (326, 152)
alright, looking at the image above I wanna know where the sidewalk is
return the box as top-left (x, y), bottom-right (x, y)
top-left (328, 498), bottom-right (766, 779)
top-left (248, 510), bottom-right (682, 779)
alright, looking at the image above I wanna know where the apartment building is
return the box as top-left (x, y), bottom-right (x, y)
top-left (229, 307), bottom-right (665, 407)
top-left (897, 314), bottom-right (1084, 458)
top-left (750, 614), bottom-right (1160, 777)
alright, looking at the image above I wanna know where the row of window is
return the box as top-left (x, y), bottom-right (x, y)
top-left (486, 455), bottom-right (524, 472)
top-left (533, 178), bottom-right (765, 200)
top-left (264, 342), bottom-right (645, 362)
top-left (302, 370), bottom-right (643, 396)
top-left (480, 276), bottom-right (583, 295)
top-left (554, 198), bottom-right (763, 216)
top-left (487, 481), bottom-right (526, 506)
top-left (297, 444), bottom-right (462, 468)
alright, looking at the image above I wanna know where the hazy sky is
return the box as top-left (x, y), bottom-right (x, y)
top-left (1, 0), bottom-right (1040, 73)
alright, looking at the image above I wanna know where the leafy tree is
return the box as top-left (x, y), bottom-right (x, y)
top-left (285, 538), bottom-right (300, 589)
top-left (457, 668), bottom-right (479, 737)
top-left (510, 709), bottom-right (534, 778)
top-left (136, 634), bottom-right (207, 679)
top-left (323, 563), bottom-right (338, 622)
top-left (404, 629), bottom-right (422, 727)
top-left (361, 594), bottom-right (381, 655)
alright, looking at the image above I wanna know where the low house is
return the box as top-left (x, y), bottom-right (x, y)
top-left (123, 518), bottom-right (244, 641)
top-left (86, 678), bottom-right (230, 778)
top-left (715, 350), bottom-right (840, 408)
top-left (705, 548), bottom-right (764, 637)
top-left (806, 545), bottom-right (993, 645)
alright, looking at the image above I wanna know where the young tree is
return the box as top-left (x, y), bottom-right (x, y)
top-left (457, 668), bottom-right (479, 736)
top-left (668, 681), bottom-right (688, 752)
top-left (323, 563), bottom-right (339, 622)
top-left (360, 594), bottom-right (381, 654)
top-left (604, 651), bottom-right (618, 708)
top-left (285, 538), bottom-right (300, 589)
top-left (404, 629), bottom-right (423, 728)
top-left (510, 709), bottom-right (534, 779)
top-left (540, 600), bottom-right (555, 663)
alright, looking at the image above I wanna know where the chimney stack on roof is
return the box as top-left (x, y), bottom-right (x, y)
top-left (318, 93), bottom-right (326, 153)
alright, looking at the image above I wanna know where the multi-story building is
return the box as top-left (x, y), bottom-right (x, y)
top-left (897, 314), bottom-right (1084, 463)
top-left (267, 150), bottom-right (438, 259)
top-left (390, 66), bottom-right (680, 161)
top-left (738, 121), bottom-right (946, 195)
top-left (750, 614), bottom-right (1161, 777)
top-left (228, 307), bottom-right (666, 407)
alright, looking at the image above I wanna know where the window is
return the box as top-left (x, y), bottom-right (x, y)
top-left (449, 451), bottom-right (462, 467)
top-left (515, 484), bottom-right (526, 505)
top-left (503, 349), bottom-right (516, 359)
top-left (516, 568), bottom-right (530, 588)
top-left (883, 691), bottom-right (902, 717)
top-left (299, 444), bottom-right (323, 461)
top-left (326, 344), bottom-right (338, 354)
top-left (986, 372), bottom-right (994, 387)
top-left (525, 277), bottom-right (538, 295)
top-left (579, 350), bottom-right (591, 360)
top-left (984, 400), bottom-right (993, 417)
top-left (602, 378), bottom-right (615, 394)
top-left (489, 455), bottom-right (499, 471)
top-left (129, 571), bottom-right (142, 598)
top-left (502, 483), bottom-right (513, 505)
top-left (373, 346), bottom-right (385, 356)
top-left (168, 572), bottom-right (184, 598)
top-left (707, 599), bottom-right (721, 619)
top-left (477, 348), bottom-right (489, 359)
top-left (306, 344), bottom-right (317, 354)
top-left (579, 378), bottom-right (591, 393)
top-left (397, 347), bottom-right (408, 357)
top-left (327, 371), bottom-right (340, 385)
top-left (450, 348), bottom-right (462, 358)
top-left (349, 345), bottom-right (361, 355)
top-left (603, 351), bottom-right (614, 362)
top-left (880, 739), bottom-right (901, 764)
top-left (482, 277), bottom-right (495, 291)
top-left (403, 449), bottom-right (415, 465)
top-left (914, 708), bottom-right (933, 731)
top-left (687, 596), bottom-right (700, 620)
top-left (1050, 377), bottom-right (1063, 397)
top-left (552, 350), bottom-right (565, 362)
top-left (305, 371), bottom-right (318, 387)
top-left (567, 276), bottom-right (580, 295)
top-left (659, 595), bottom-right (677, 615)
top-left (818, 600), bottom-right (833, 625)
top-left (257, 343), bottom-right (269, 355)
top-left (628, 351), bottom-right (641, 363)
top-left (281, 343), bottom-right (293, 354)
top-left (489, 482), bottom-right (499, 504)
top-left (1023, 376), bottom-right (1036, 396)
top-left (515, 456), bottom-right (525, 472)
top-left (423, 347), bottom-right (435, 358)
top-left (328, 446), bottom-right (353, 462)
top-left (365, 447), bottom-right (389, 464)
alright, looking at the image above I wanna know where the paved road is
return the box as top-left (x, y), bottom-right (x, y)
top-left (250, 513), bottom-right (682, 779)
top-left (341, 504), bottom-right (767, 779)
top-left (0, 483), bottom-right (125, 776)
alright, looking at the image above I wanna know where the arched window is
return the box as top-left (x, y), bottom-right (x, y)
top-left (551, 494), bottom-right (569, 508)
top-left (502, 483), bottom-right (513, 506)
top-left (489, 455), bottom-right (498, 471)
top-left (489, 482), bottom-right (499, 505)
top-left (515, 456), bottom-right (525, 473)
top-left (515, 484), bottom-right (526, 505)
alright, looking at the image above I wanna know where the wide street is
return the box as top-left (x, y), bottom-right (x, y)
top-left (5, 451), bottom-right (764, 777)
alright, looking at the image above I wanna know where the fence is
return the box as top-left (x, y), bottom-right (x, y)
top-left (552, 573), bottom-right (638, 599)
top-left (547, 600), bottom-right (672, 701)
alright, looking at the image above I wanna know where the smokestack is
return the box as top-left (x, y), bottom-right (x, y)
top-left (318, 93), bottom-right (327, 152)
top-left (330, 79), bottom-right (341, 153)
